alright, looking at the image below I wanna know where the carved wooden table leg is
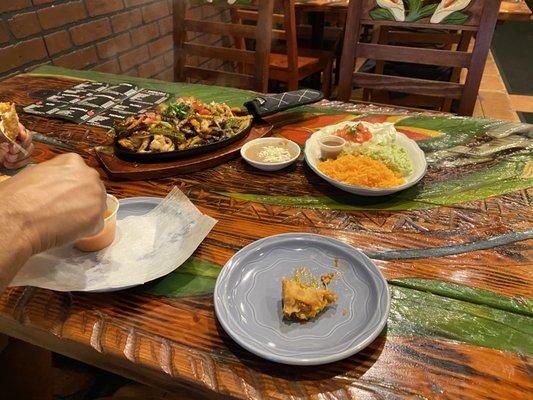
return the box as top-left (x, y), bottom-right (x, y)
top-left (0, 337), bottom-right (53, 400)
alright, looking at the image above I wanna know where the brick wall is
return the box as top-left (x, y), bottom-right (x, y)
top-left (0, 0), bottom-right (175, 81)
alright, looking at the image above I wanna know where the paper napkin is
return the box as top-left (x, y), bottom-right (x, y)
top-left (11, 187), bottom-right (217, 292)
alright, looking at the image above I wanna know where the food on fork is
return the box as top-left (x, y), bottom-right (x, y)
top-left (0, 102), bottom-right (21, 142)
top-left (282, 268), bottom-right (337, 321)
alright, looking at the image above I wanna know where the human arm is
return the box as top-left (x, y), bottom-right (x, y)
top-left (0, 203), bottom-right (33, 294)
top-left (0, 153), bottom-right (107, 292)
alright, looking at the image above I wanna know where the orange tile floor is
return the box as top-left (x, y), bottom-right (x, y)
top-left (472, 51), bottom-right (527, 121)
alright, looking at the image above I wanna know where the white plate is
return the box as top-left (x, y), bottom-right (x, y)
top-left (304, 122), bottom-right (427, 196)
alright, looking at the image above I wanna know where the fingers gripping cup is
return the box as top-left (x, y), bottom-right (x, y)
top-left (74, 194), bottom-right (119, 252)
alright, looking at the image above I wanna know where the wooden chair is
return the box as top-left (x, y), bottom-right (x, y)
top-left (338, 0), bottom-right (502, 116)
top-left (232, 0), bottom-right (334, 96)
top-left (173, 0), bottom-right (274, 93)
top-left (173, 0), bottom-right (334, 96)
top-left (368, 27), bottom-right (474, 111)
top-left (296, 18), bottom-right (345, 85)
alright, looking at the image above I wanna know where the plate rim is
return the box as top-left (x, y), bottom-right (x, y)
top-left (119, 196), bottom-right (163, 206)
top-left (304, 122), bottom-right (427, 196)
top-left (214, 232), bottom-right (391, 365)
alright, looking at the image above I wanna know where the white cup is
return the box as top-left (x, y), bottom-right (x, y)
top-left (319, 135), bottom-right (346, 160)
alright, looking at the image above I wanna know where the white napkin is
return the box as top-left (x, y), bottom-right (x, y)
top-left (11, 187), bottom-right (217, 292)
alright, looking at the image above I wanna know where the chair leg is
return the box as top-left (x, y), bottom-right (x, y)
top-left (442, 98), bottom-right (453, 112)
top-left (288, 76), bottom-right (299, 91)
top-left (334, 56), bottom-right (340, 85)
top-left (321, 61), bottom-right (333, 99)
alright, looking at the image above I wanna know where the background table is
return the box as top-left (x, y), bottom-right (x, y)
top-left (0, 66), bottom-right (531, 399)
top-left (296, 0), bottom-right (533, 21)
top-left (296, 0), bottom-right (533, 51)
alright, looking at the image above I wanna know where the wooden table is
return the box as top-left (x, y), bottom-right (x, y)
top-left (498, 0), bottom-right (533, 20)
top-left (296, 0), bottom-right (532, 47)
top-left (0, 66), bottom-right (532, 399)
top-left (296, 0), bottom-right (533, 21)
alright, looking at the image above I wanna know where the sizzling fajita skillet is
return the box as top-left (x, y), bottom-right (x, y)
top-left (113, 89), bottom-right (323, 162)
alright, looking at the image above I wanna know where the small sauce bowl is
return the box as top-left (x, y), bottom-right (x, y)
top-left (74, 194), bottom-right (119, 252)
top-left (241, 137), bottom-right (301, 171)
top-left (319, 135), bottom-right (346, 160)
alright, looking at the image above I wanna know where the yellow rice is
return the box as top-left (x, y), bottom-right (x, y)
top-left (317, 154), bottom-right (405, 188)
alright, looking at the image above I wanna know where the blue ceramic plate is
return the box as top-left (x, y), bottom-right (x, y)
top-left (117, 196), bottom-right (162, 219)
top-left (214, 233), bottom-right (390, 365)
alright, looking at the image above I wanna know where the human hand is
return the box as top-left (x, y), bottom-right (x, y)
top-left (0, 153), bottom-right (107, 255)
top-left (0, 123), bottom-right (34, 169)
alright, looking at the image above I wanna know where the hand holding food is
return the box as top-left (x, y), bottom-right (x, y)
top-left (0, 102), bottom-right (34, 169)
top-left (0, 153), bottom-right (107, 255)
top-left (0, 123), bottom-right (33, 169)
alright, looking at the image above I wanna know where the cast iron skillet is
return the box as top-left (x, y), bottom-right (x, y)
top-left (114, 89), bottom-right (323, 163)
top-left (114, 119), bottom-right (252, 162)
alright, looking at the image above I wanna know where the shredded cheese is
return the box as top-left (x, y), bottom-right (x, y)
top-left (318, 154), bottom-right (405, 188)
top-left (258, 146), bottom-right (292, 163)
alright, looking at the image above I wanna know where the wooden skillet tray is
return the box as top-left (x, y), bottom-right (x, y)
top-left (96, 123), bottom-right (272, 180)
top-left (96, 89), bottom-right (323, 180)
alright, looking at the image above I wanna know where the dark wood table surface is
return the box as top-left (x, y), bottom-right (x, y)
top-left (0, 66), bottom-right (531, 399)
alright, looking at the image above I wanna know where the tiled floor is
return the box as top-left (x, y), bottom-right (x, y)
top-left (472, 51), bottom-right (527, 122)
top-left (509, 94), bottom-right (533, 113)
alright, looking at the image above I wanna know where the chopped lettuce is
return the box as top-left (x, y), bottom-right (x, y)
top-left (342, 122), bottom-right (413, 177)
top-left (357, 143), bottom-right (413, 177)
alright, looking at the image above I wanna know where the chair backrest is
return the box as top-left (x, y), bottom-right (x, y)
top-left (282, 0), bottom-right (298, 76)
top-left (173, 0), bottom-right (275, 93)
top-left (338, 0), bottom-right (502, 115)
top-left (231, 1), bottom-right (299, 76)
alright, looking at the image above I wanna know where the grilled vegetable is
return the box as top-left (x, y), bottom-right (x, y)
top-left (113, 97), bottom-right (252, 154)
